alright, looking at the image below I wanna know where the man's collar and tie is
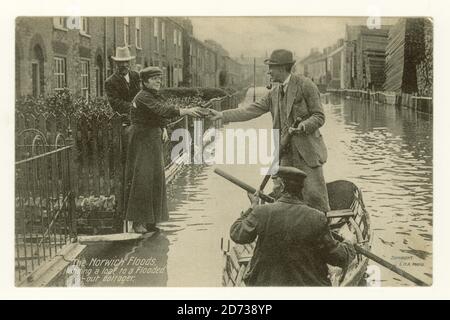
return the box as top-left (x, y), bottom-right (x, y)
top-left (280, 74), bottom-right (291, 98)
top-left (282, 74), bottom-right (291, 93)
top-left (124, 73), bottom-right (130, 84)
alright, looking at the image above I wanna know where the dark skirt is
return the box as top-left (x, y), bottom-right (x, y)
top-left (124, 124), bottom-right (168, 224)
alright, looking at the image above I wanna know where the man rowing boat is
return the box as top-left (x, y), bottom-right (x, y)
top-left (229, 166), bottom-right (356, 286)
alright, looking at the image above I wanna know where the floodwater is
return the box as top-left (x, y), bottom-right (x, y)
top-left (75, 88), bottom-right (432, 287)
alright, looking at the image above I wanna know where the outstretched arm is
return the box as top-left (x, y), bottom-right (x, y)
top-left (209, 91), bottom-right (271, 122)
top-left (134, 95), bottom-right (208, 119)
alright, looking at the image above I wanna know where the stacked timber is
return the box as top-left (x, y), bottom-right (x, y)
top-left (384, 19), bottom-right (407, 93)
top-left (416, 19), bottom-right (433, 97)
top-left (384, 18), bottom-right (433, 97)
top-left (355, 26), bottom-right (391, 90)
top-left (364, 53), bottom-right (386, 90)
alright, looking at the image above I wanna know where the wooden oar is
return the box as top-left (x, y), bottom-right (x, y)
top-left (257, 117), bottom-right (303, 192)
top-left (214, 168), bottom-right (274, 203)
top-left (215, 168), bottom-right (429, 286)
top-left (332, 233), bottom-right (428, 286)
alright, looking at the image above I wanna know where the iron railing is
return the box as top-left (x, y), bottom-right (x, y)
top-left (14, 88), bottom-right (247, 281)
top-left (15, 129), bottom-right (75, 283)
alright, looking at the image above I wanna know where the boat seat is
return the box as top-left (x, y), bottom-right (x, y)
top-left (326, 209), bottom-right (355, 219)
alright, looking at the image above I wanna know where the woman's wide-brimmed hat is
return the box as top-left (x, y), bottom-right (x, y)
top-left (140, 66), bottom-right (163, 81)
top-left (111, 46), bottom-right (135, 61)
top-left (264, 49), bottom-right (296, 66)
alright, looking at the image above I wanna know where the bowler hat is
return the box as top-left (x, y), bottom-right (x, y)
top-left (272, 166), bottom-right (307, 185)
top-left (111, 46), bottom-right (135, 61)
top-left (264, 49), bottom-right (296, 66)
top-left (140, 66), bottom-right (163, 81)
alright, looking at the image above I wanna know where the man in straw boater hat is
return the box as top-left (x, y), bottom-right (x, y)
top-left (230, 166), bottom-right (355, 286)
top-left (105, 46), bottom-right (141, 117)
top-left (209, 49), bottom-right (330, 213)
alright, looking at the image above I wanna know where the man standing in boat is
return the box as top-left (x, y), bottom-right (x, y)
top-left (230, 166), bottom-right (356, 286)
top-left (209, 49), bottom-right (330, 212)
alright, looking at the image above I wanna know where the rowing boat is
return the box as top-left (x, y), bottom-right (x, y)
top-left (221, 180), bottom-right (372, 287)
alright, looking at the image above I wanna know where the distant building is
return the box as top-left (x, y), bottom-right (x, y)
top-left (326, 39), bottom-right (345, 89)
top-left (16, 16), bottom-right (245, 99)
top-left (296, 47), bottom-right (330, 92)
top-left (204, 39), bottom-right (229, 57)
top-left (343, 24), bottom-right (392, 90)
top-left (295, 48), bottom-right (321, 77)
top-left (235, 56), bottom-right (268, 88)
top-left (184, 34), bottom-right (217, 87)
top-left (16, 16), bottom-right (186, 97)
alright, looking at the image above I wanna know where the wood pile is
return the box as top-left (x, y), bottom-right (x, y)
top-left (384, 18), bottom-right (433, 97)
top-left (416, 19), bottom-right (433, 97)
top-left (384, 19), bottom-right (407, 92)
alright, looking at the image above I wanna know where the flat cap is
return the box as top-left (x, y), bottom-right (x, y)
top-left (272, 166), bottom-right (307, 184)
top-left (140, 66), bottom-right (163, 80)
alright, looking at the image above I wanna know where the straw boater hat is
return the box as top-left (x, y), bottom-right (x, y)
top-left (264, 49), bottom-right (296, 66)
top-left (111, 46), bottom-right (135, 61)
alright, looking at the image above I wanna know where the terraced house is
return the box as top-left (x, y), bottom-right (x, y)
top-left (15, 16), bottom-right (246, 99)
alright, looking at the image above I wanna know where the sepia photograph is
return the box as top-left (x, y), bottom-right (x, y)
top-left (14, 14), bottom-right (433, 289)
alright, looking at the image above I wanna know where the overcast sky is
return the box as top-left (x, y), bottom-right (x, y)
top-left (190, 17), bottom-right (399, 59)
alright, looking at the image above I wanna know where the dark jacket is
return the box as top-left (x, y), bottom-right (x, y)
top-left (105, 71), bottom-right (141, 115)
top-left (223, 74), bottom-right (327, 167)
top-left (130, 88), bottom-right (180, 127)
top-left (230, 194), bottom-right (355, 286)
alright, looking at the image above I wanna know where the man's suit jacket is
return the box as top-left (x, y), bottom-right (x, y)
top-left (105, 71), bottom-right (141, 115)
top-left (223, 74), bottom-right (327, 167)
top-left (230, 194), bottom-right (355, 286)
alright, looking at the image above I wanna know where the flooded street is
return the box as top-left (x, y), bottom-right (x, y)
top-left (78, 88), bottom-right (432, 287)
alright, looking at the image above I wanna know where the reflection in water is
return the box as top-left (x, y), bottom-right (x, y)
top-left (79, 90), bottom-right (432, 287)
top-left (324, 95), bottom-right (432, 285)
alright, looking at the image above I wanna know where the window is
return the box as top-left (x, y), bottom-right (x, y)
top-left (178, 67), bottom-right (183, 83)
top-left (135, 17), bottom-right (142, 49)
top-left (81, 59), bottom-right (90, 99)
top-left (178, 30), bottom-right (182, 58)
top-left (53, 17), bottom-right (67, 29)
top-left (161, 21), bottom-right (166, 41)
top-left (31, 45), bottom-right (45, 97)
top-left (173, 29), bottom-right (177, 58)
top-left (32, 63), bottom-right (40, 97)
top-left (153, 18), bottom-right (159, 36)
top-left (162, 67), bottom-right (167, 87)
top-left (173, 67), bottom-right (178, 87)
top-left (80, 17), bottom-right (89, 35)
top-left (54, 57), bottom-right (66, 91)
top-left (124, 17), bottom-right (130, 45)
top-left (95, 67), bottom-right (103, 96)
top-left (95, 56), bottom-right (103, 97)
top-left (153, 18), bottom-right (159, 52)
top-left (161, 21), bottom-right (166, 52)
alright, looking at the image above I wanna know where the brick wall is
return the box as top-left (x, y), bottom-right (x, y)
top-left (16, 16), bottom-right (243, 99)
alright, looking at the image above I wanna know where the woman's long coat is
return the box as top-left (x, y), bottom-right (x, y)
top-left (124, 87), bottom-right (180, 224)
